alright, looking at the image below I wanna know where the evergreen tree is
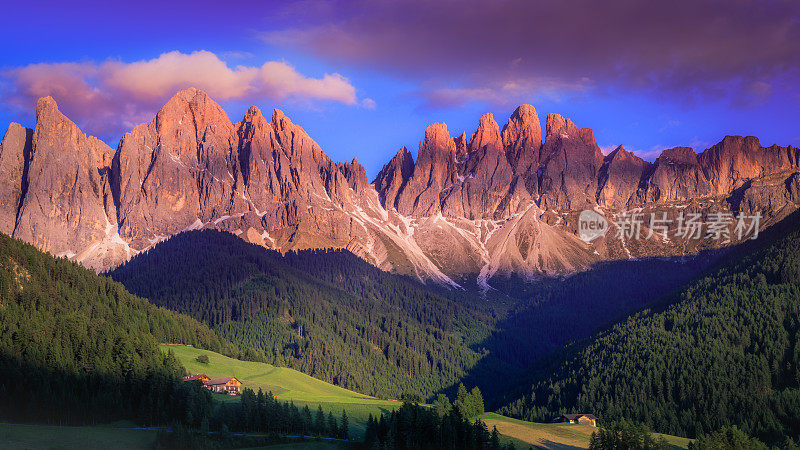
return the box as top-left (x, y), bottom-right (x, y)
top-left (315, 405), bottom-right (325, 436)
top-left (327, 411), bottom-right (338, 437)
top-left (589, 420), bottom-right (667, 450)
top-left (340, 410), bottom-right (349, 440)
top-left (455, 383), bottom-right (470, 417)
top-left (470, 387), bottom-right (485, 417)
top-left (689, 426), bottom-right (768, 450)
top-left (434, 393), bottom-right (452, 416)
top-left (491, 425), bottom-right (501, 450)
top-left (363, 402), bottom-right (513, 450)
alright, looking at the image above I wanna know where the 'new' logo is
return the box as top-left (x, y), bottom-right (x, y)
top-left (578, 210), bottom-right (609, 243)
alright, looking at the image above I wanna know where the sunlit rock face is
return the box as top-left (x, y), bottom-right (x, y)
top-left (3, 89), bottom-right (798, 287)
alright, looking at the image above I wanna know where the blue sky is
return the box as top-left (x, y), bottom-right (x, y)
top-left (2, 0), bottom-right (799, 179)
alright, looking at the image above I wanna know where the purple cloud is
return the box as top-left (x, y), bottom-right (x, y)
top-left (265, 0), bottom-right (800, 108)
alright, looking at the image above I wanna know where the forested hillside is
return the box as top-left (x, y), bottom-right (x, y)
top-left (464, 256), bottom-right (712, 406)
top-left (0, 233), bottom-right (234, 425)
top-left (109, 229), bottom-right (713, 404)
top-left (108, 230), bottom-right (491, 399)
top-left (499, 212), bottom-right (800, 444)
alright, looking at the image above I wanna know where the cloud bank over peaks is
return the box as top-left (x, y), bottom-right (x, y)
top-left (1, 50), bottom-right (361, 139)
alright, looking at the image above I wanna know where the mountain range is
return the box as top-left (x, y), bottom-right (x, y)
top-left (1, 88), bottom-right (798, 287)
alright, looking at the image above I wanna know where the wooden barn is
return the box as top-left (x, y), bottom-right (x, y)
top-left (555, 413), bottom-right (598, 427)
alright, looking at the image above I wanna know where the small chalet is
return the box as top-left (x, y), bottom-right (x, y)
top-left (182, 374), bottom-right (210, 383)
top-left (204, 377), bottom-right (242, 395)
top-left (555, 413), bottom-right (598, 427)
top-left (181, 374), bottom-right (242, 395)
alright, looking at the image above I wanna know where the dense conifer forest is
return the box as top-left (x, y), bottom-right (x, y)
top-left (460, 256), bottom-right (712, 405)
top-left (108, 229), bottom-right (714, 405)
top-left (221, 387), bottom-right (350, 439)
top-left (0, 233), bottom-right (234, 425)
top-left (363, 402), bottom-right (516, 450)
top-left (0, 232), bottom-right (364, 443)
top-left (108, 230), bottom-right (492, 399)
top-left (499, 212), bottom-right (800, 445)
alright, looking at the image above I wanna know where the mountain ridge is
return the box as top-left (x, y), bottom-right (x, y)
top-left (1, 88), bottom-right (798, 287)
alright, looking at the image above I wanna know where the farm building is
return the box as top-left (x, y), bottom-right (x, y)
top-left (181, 374), bottom-right (242, 395)
top-left (555, 413), bottom-right (598, 427)
top-left (204, 377), bottom-right (242, 395)
top-left (182, 374), bottom-right (210, 383)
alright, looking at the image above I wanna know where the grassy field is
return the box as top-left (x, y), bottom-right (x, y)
top-left (0, 421), bottom-right (356, 449)
top-left (162, 344), bottom-right (403, 438)
top-left (164, 345), bottom-right (693, 447)
top-left (655, 433), bottom-right (694, 449)
top-left (481, 413), bottom-right (693, 450)
top-left (0, 421), bottom-right (158, 450)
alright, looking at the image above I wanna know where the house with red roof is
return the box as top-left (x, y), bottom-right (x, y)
top-left (182, 374), bottom-right (211, 383)
top-left (203, 377), bottom-right (242, 395)
top-left (181, 374), bottom-right (241, 395)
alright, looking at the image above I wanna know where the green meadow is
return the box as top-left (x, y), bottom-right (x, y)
top-left (0, 421), bottom-right (355, 449)
top-left (163, 345), bottom-right (695, 448)
top-left (482, 412), bottom-right (693, 449)
top-left (0, 422), bottom-right (158, 450)
top-left (162, 344), bottom-right (404, 438)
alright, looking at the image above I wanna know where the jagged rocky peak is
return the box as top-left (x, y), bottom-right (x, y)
top-left (236, 103), bottom-right (292, 217)
top-left (373, 146), bottom-right (414, 209)
top-left (342, 157), bottom-right (369, 192)
top-left (271, 107), bottom-right (291, 127)
top-left (606, 144), bottom-right (627, 159)
top-left (13, 96), bottom-right (116, 260)
top-left (115, 88), bottom-right (244, 245)
top-left (34, 96), bottom-right (114, 169)
top-left (698, 135), bottom-right (799, 195)
top-left (268, 107), bottom-right (330, 171)
top-left (242, 104), bottom-right (268, 125)
top-left (420, 122), bottom-right (457, 160)
top-left (35, 95), bottom-right (59, 120)
top-left (393, 122), bottom-right (458, 216)
top-left (454, 132), bottom-right (469, 162)
top-left (538, 113), bottom-right (604, 210)
top-left (118, 87), bottom-right (237, 181)
top-left (636, 146), bottom-right (712, 203)
top-left (236, 105), bottom-right (270, 181)
top-left (606, 145), bottom-right (648, 167)
top-left (152, 87), bottom-right (234, 156)
top-left (545, 112), bottom-right (600, 149)
top-left (378, 146), bottom-right (414, 176)
top-left (0, 123), bottom-right (32, 235)
top-left (442, 112), bottom-right (519, 220)
top-left (545, 113), bottom-right (576, 138)
top-left (597, 145), bottom-right (651, 209)
top-left (5, 88), bottom-right (800, 284)
top-left (269, 107), bottom-right (319, 152)
top-left (502, 104), bottom-right (542, 175)
top-left (469, 112), bottom-right (503, 152)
